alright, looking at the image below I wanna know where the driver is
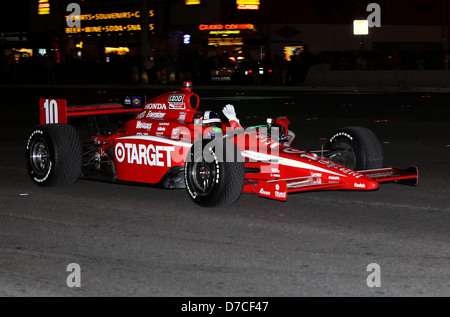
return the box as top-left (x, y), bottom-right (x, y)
top-left (194, 105), bottom-right (242, 133)
top-left (193, 110), bottom-right (223, 136)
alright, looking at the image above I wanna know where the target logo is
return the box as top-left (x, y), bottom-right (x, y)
top-left (116, 143), bottom-right (126, 162)
top-left (115, 142), bottom-right (174, 167)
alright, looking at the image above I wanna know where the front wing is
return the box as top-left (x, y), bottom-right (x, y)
top-left (252, 166), bottom-right (418, 201)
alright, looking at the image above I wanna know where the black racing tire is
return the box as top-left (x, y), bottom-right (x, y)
top-left (326, 126), bottom-right (384, 171)
top-left (185, 138), bottom-right (245, 207)
top-left (26, 124), bottom-right (83, 186)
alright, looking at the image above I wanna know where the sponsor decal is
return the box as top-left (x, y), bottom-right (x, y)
top-left (145, 103), bottom-right (167, 110)
top-left (136, 121), bottom-right (152, 130)
top-left (354, 183), bottom-right (366, 188)
top-left (178, 112), bottom-right (187, 121)
top-left (274, 183), bottom-right (287, 199)
top-left (124, 96), bottom-right (132, 105)
top-left (168, 94), bottom-right (186, 110)
top-left (169, 103), bottom-right (186, 110)
top-left (171, 127), bottom-right (191, 138)
top-left (136, 112), bottom-right (146, 119)
top-left (257, 182), bottom-right (287, 200)
top-left (243, 150), bottom-right (347, 177)
top-left (280, 148), bottom-right (363, 178)
top-left (168, 95), bottom-right (184, 102)
top-left (115, 142), bottom-right (175, 167)
top-left (132, 96), bottom-right (142, 107)
top-left (157, 127), bottom-right (166, 132)
top-left (146, 111), bottom-right (165, 119)
top-left (329, 176), bottom-right (340, 181)
top-left (256, 134), bottom-right (280, 149)
top-left (275, 191), bottom-right (287, 199)
top-left (311, 173), bottom-right (322, 177)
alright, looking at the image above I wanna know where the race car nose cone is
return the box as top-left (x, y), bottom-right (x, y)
top-left (354, 177), bottom-right (379, 191)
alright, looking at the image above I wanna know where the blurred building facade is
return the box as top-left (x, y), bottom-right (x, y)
top-left (2, 0), bottom-right (450, 84)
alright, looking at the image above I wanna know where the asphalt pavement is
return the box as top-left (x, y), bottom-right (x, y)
top-left (0, 84), bottom-right (449, 300)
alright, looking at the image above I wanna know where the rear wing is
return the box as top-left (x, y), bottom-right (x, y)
top-left (39, 97), bottom-right (144, 125)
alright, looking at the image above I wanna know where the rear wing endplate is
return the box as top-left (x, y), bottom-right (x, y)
top-left (39, 98), bottom-right (143, 125)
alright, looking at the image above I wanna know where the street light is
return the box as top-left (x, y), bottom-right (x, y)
top-left (354, 20), bottom-right (369, 52)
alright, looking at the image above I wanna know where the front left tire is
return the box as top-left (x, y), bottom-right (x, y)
top-left (185, 139), bottom-right (245, 207)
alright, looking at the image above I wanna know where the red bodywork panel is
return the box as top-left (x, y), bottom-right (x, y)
top-left (113, 136), bottom-right (191, 183)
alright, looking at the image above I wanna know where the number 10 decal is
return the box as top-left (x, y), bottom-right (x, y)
top-left (39, 98), bottom-right (68, 125)
top-left (44, 99), bottom-right (59, 123)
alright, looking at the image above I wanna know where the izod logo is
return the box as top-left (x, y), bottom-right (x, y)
top-left (169, 95), bottom-right (184, 102)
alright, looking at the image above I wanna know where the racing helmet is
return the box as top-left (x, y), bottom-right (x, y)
top-left (194, 111), bottom-right (223, 134)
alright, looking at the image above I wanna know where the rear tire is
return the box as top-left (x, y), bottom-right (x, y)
top-left (185, 139), bottom-right (245, 207)
top-left (326, 126), bottom-right (383, 171)
top-left (26, 124), bottom-right (83, 186)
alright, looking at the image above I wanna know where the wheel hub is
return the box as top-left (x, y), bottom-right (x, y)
top-left (31, 140), bottom-right (50, 175)
top-left (192, 161), bottom-right (215, 194)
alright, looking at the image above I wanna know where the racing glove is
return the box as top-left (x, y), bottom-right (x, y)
top-left (222, 104), bottom-right (242, 129)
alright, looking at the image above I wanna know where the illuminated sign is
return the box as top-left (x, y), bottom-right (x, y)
top-left (65, 10), bottom-right (154, 21)
top-left (209, 30), bottom-right (241, 36)
top-left (38, 0), bottom-right (50, 15)
top-left (186, 0), bottom-right (202, 5)
top-left (236, 0), bottom-right (260, 10)
top-left (354, 20), bottom-right (369, 35)
top-left (105, 47), bottom-right (130, 56)
top-left (65, 10), bottom-right (156, 35)
top-left (208, 38), bottom-right (244, 46)
top-left (79, 11), bottom-right (141, 21)
top-left (199, 24), bottom-right (254, 31)
top-left (66, 24), bottom-right (151, 34)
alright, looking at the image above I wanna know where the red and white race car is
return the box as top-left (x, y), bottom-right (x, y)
top-left (26, 82), bottom-right (418, 207)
